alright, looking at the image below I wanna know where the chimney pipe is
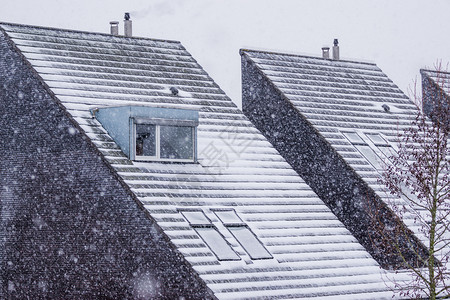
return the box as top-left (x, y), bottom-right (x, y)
top-left (322, 47), bottom-right (330, 59)
top-left (332, 39), bottom-right (339, 60)
top-left (110, 21), bottom-right (119, 36)
top-left (124, 13), bottom-right (132, 37)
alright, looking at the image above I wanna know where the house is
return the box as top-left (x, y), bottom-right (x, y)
top-left (240, 47), bottom-right (439, 273)
top-left (0, 21), bottom-right (399, 299)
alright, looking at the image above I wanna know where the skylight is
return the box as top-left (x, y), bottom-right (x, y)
top-left (366, 133), bottom-right (396, 161)
top-left (214, 210), bottom-right (272, 260)
top-left (366, 133), bottom-right (386, 145)
top-left (342, 131), bottom-right (383, 170)
top-left (181, 211), bottom-right (240, 261)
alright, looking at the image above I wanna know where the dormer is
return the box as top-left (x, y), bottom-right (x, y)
top-left (92, 106), bottom-right (199, 162)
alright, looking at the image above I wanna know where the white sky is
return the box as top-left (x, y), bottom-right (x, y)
top-left (2, 0), bottom-right (450, 107)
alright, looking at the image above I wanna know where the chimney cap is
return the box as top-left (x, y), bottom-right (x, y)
top-left (334, 39), bottom-right (339, 46)
top-left (322, 47), bottom-right (330, 59)
top-left (124, 13), bottom-right (132, 37)
top-left (110, 21), bottom-right (119, 36)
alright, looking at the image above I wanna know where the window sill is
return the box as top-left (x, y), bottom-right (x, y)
top-left (134, 157), bottom-right (197, 164)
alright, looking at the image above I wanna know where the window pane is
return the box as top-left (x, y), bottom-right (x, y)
top-left (181, 211), bottom-right (211, 226)
top-left (196, 227), bottom-right (240, 260)
top-left (160, 126), bottom-right (193, 160)
top-left (356, 145), bottom-right (382, 169)
top-left (215, 210), bottom-right (243, 224)
top-left (228, 227), bottom-right (272, 259)
top-left (136, 124), bottom-right (156, 157)
top-left (378, 146), bottom-right (395, 160)
top-left (366, 133), bottom-right (387, 145)
top-left (343, 132), bottom-right (364, 144)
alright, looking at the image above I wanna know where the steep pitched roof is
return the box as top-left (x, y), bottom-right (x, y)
top-left (422, 69), bottom-right (450, 92)
top-left (240, 49), bottom-right (439, 261)
top-left (1, 23), bottom-right (395, 299)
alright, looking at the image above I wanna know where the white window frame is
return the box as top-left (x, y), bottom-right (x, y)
top-left (365, 133), bottom-right (396, 162)
top-left (342, 131), bottom-right (384, 171)
top-left (132, 117), bottom-right (197, 163)
top-left (179, 209), bottom-right (240, 261)
top-left (213, 209), bottom-right (273, 260)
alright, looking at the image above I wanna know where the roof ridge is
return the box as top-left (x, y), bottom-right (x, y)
top-left (240, 48), bottom-right (377, 67)
top-left (0, 21), bottom-right (182, 45)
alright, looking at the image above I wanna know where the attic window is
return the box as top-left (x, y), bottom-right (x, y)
top-left (134, 118), bottom-right (196, 162)
top-left (342, 131), bottom-right (383, 170)
top-left (213, 210), bottom-right (272, 260)
top-left (180, 211), bottom-right (240, 261)
top-left (92, 106), bottom-right (198, 162)
top-left (365, 133), bottom-right (395, 161)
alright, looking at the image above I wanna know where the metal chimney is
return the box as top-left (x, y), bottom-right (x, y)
top-left (332, 39), bottom-right (339, 60)
top-left (110, 21), bottom-right (119, 36)
top-left (322, 47), bottom-right (330, 59)
top-left (124, 13), bottom-right (132, 37)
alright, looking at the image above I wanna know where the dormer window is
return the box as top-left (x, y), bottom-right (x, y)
top-left (92, 106), bottom-right (198, 163)
top-left (136, 124), bottom-right (156, 156)
top-left (134, 118), bottom-right (196, 162)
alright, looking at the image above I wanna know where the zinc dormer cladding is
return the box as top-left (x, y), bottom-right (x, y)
top-left (1, 23), bottom-right (395, 299)
top-left (92, 105), bottom-right (199, 162)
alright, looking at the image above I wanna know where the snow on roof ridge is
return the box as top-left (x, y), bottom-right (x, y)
top-left (420, 68), bottom-right (450, 76)
top-left (0, 21), bottom-right (182, 45)
top-left (240, 48), bottom-right (377, 66)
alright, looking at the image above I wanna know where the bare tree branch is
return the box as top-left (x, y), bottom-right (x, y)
top-left (369, 64), bottom-right (449, 299)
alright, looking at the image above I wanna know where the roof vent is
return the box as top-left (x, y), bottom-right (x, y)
top-left (322, 47), bottom-right (330, 59)
top-left (124, 13), bottom-right (132, 37)
top-left (382, 104), bottom-right (390, 112)
top-left (110, 21), bottom-right (119, 36)
top-left (170, 87), bottom-right (179, 96)
top-left (332, 39), bottom-right (339, 60)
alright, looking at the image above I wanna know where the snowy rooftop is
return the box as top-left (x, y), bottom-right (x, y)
top-left (0, 23), bottom-right (398, 299)
top-left (422, 69), bottom-right (450, 91)
top-left (240, 49), bottom-right (448, 261)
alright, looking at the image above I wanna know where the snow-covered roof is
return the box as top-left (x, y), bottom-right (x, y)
top-left (0, 23), bottom-right (395, 299)
top-left (422, 69), bottom-right (450, 91)
top-left (240, 49), bottom-right (437, 258)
